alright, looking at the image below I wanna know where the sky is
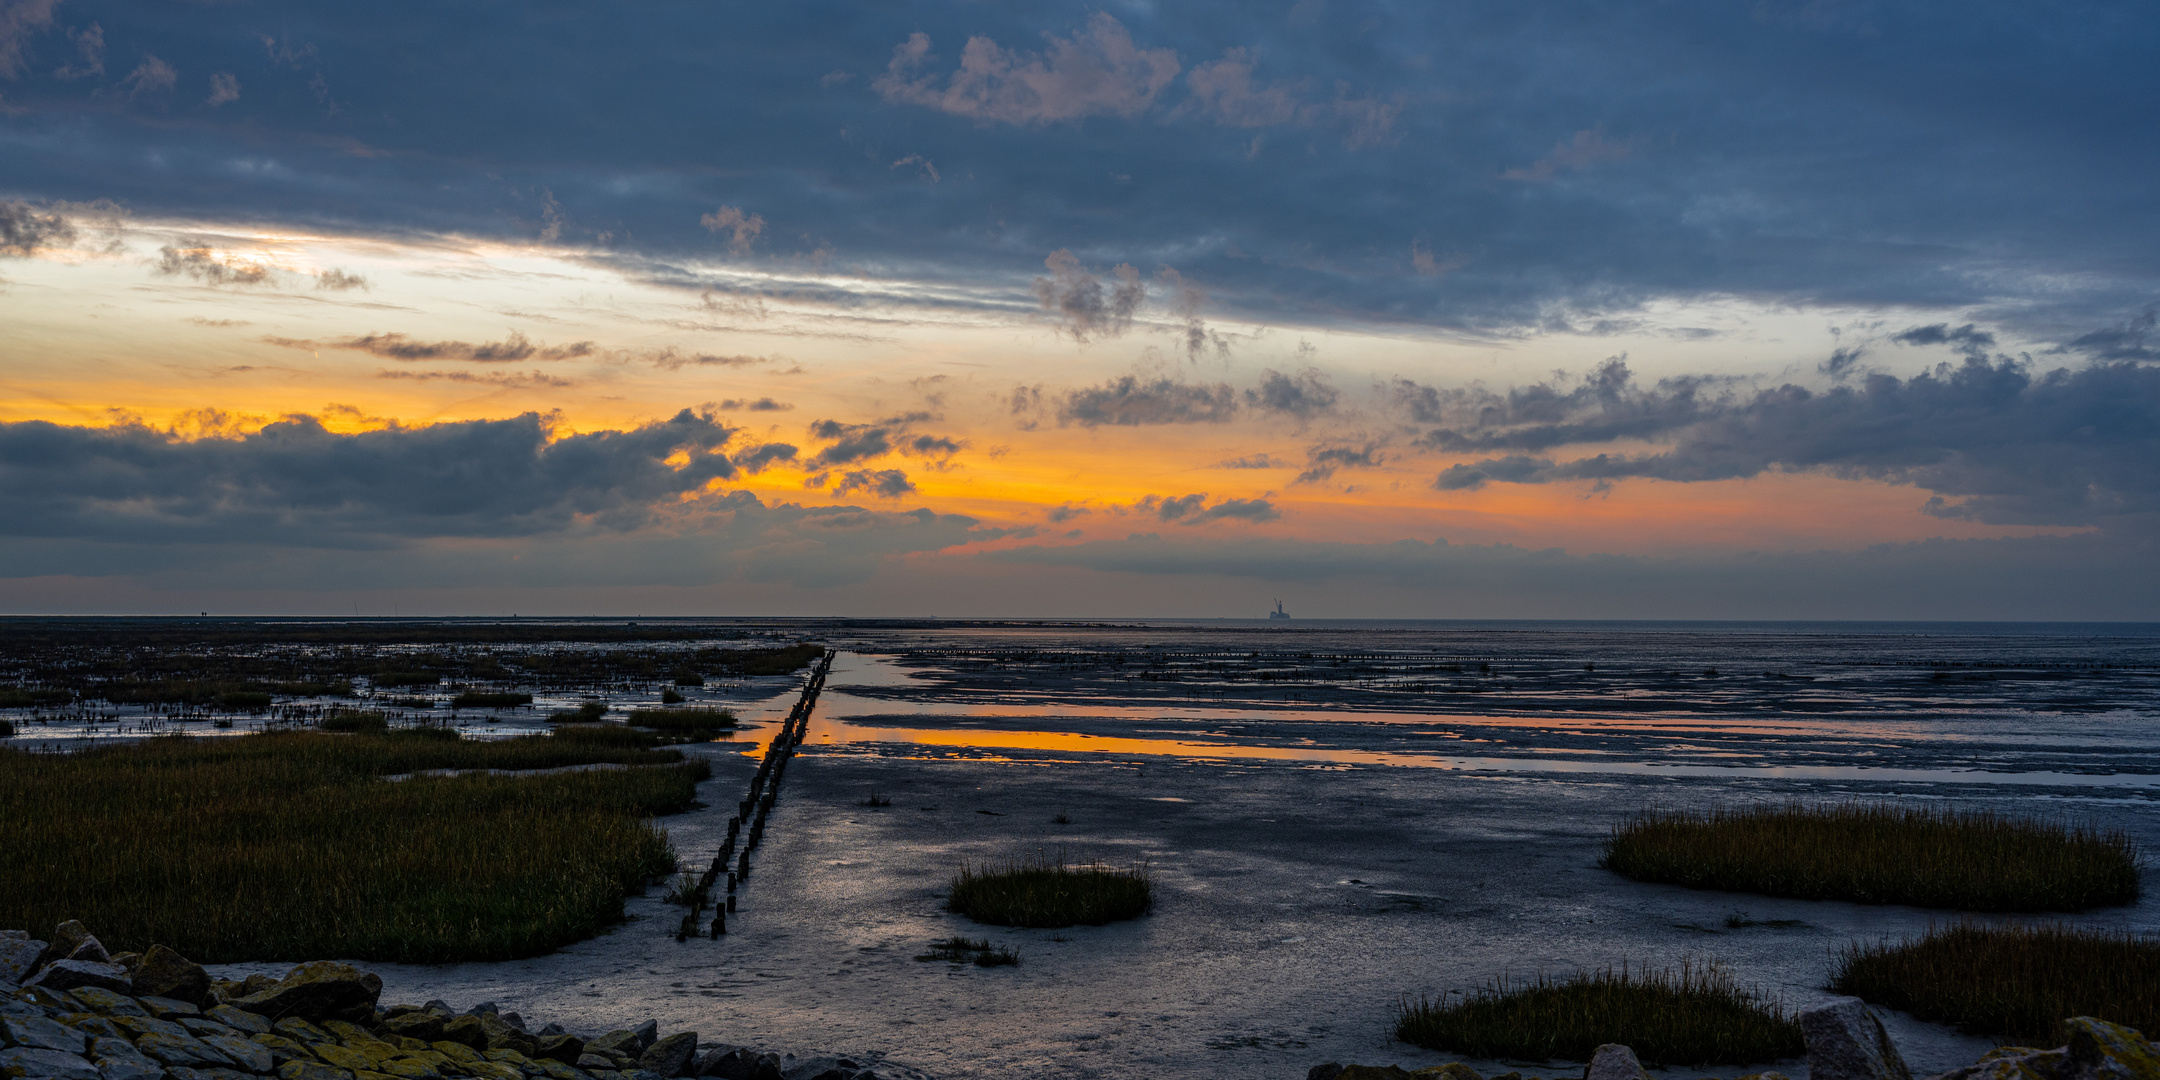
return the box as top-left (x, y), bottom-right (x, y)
top-left (1, 0), bottom-right (2157, 619)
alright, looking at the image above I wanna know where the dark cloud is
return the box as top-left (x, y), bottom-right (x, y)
top-left (375, 369), bottom-right (573, 389)
top-left (1045, 502), bottom-right (1090, 523)
top-left (0, 408), bottom-right (744, 544)
top-left (1245, 368), bottom-right (1339, 419)
top-left (1058, 375), bottom-right (1238, 426)
top-left (1410, 358), bottom-right (1717, 453)
top-left (804, 413), bottom-right (951, 469)
top-left (0, 198), bottom-right (74, 256)
top-left (1034, 249), bottom-right (1144, 341)
top-left (1430, 356), bottom-right (2160, 533)
top-left (644, 349), bottom-right (769, 370)
top-left (873, 14), bottom-right (1180, 125)
top-left (280, 331), bottom-right (596, 362)
top-left (1296, 442), bottom-right (1384, 484)
top-left (718, 397), bottom-right (791, 411)
top-left (830, 468), bottom-right (915, 499)
top-left (2055, 307), bottom-right (2157, 362)
top-left (314, 268), bottom-right (367, 291)
top-left (156, 246), bottom-right (272, 286)
top-left (1891, 323), bottom-right (1998, 355)
top-left (730, 442), bottom-right (799, 472)
top-left (1216, 454), bottom-right (1282, 469)
top-left (1137, 492), bottom-right (1280, 524)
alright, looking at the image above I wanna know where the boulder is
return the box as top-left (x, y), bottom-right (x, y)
top-left (27, 962), bottom-right (135, 996)
top-left (68, 990), bottom-right (147, 1019)
top-left (437, 1016), bottom-right (487, 1051)
top-left (1584, 1044), bottom-right (1651, 1080)
top-left (132, 948), bottom-right (214, 1009)
top-left (640, 1033), bottom-right (698, 1078)
top-left (2063, 1017), bottom-right (2160, 1080)
top-left (128, 1031), bottom-right (233, 1070)
top-left (585, 1032), bottom-right (642, 1058)
top-left (66, 938), bottom-right (112, 966)
top-left (2, 1015), bottom-right (89, 1055)
top-left (195, 1034), bottom-right (271, 1073)
top-left (1803, 997), bottom-right (1913, 1080)
top-left (65, 1016), bottom-right (127, 1042)
top-left (382, 1013), bottom-right (445, 1043)
top-left (0, 939), bottom-right (44, 986)
top-left (534, 1035), bottom-right (583, 1064)
top-left (134, 999), bottom-right (198, 1022)
top-left (230, 963), bottom-right (381, 1025)
top-left (633, 1024), bottom-right (659, 1054)
top-left (477, 1014), bottom-right (534, 1056)
top-left (89, 1039), bottom-right (166, 1080)
top-left (41, 923), bottom-right (95, 970)
top-left (201, 1009), bottom-right (267, 1037)
top-left (0, 1046), bottom-right (103, 1080)
top-left (1329, 1068), bottom-right (1414, 1080)
top-left (276, 1064), bottom-right (348, 1080)
top-left (1416, 1066), bottom-right (1482, 1080)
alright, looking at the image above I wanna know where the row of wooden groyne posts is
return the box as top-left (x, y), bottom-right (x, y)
top-left (673, 649), bottom-right (833, 941)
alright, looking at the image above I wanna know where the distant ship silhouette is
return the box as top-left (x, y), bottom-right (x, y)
top-left (1268, 599), bottom-right (1290, 620)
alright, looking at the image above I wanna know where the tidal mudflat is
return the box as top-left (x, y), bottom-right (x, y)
top-left (189, 621), bottom-right (2160, 1080)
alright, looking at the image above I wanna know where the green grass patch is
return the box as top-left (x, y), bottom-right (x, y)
top-left (1397, 962), bottom-right (1804, 1066)
top-left (0, 729), bottom-right (701, 964)
top-left (452, 690), bottom-right (533, 709)
top-left (1603, 803), bottom-right (2140, 912)
top-left (627, 706), bottom-right (737, 733)
top-left (914, 936), bottom-right (1020, 967)
top-left (1829, 922), bottom-right (2160, 1044)
top-left (551, 723), bottom-right (664, 750)
top-left (947, 854), bottom-right (1152, 928)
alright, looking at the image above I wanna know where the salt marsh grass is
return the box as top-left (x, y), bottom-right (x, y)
top-left (1396, 961), bottom-right (1804, 1066)
top-left (947, 854), bottom-right (1152, 928)
top-left (627, 707), bottom-right (737, 733)
top-left (1829, 922), bottom-right (2160, 1044)
top-left (0, 730), bottom-right (701, 963)
top-left (1604, 803), bottom-right (2139, 911)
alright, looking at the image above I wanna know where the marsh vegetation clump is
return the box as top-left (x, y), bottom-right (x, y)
top-left (1829, 922), bottom-right (2160, 1044)
top-left (859, 793), bottom-right (892, 807)
top-left (0, 729), bottom-right (700, 962)
top-left (1396, 961), bottom-right (1804, 1066)
top-left (1603, 803), bottom-right (2140, 911)
top-left (627, 706), bottom-right (737, 734)
top-left (914, 936), bottom-right (1020, 967)
top-left (947, 854), bottom-right (1152, 928)
top-left (319, 707), bottom-right (390, 732)
top-left (550, 700), bottom-right (607, 722)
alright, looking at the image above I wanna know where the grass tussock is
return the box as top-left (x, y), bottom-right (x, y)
top-left (319, 708), bottom-right (389, 732)
top-left (947, 854), bottom-right (1152, 928)
top-left (1397, 961), bottom-right (1804, 1067)
top-left (1829, 922), bottom-right (2160, 1044)
top-left (1603, 803), bottom-right (2140, 912)
top-left (0, 730), bottom-right (703, 963)
top-left (550, 723), bottom-right (664, 750)
top-left (626, 706), bottom-right (737, 733)
top-left (914, 936), bottom-right (1020, 967)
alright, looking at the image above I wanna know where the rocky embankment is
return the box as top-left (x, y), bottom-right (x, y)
top-left (2, 924), bottom-right (920, 1080)
top-left (1306, 997), bottom-right (2160, 1080)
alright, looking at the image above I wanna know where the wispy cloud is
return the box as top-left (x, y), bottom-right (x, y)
top-left (874, 14), bottom-right (1179, 125)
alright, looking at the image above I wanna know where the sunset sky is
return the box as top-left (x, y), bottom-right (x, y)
top-left (2, 1), bottom-right (2156, 618)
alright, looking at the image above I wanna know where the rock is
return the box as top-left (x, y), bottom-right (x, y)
top-left (778, 1059), bottom-right (849, 1080)
top-left (575, 1057), bottom-right (613, 1073)
top-left (583, 1035), bottom-right (640, 1060)
top-left (133, 1002), bottom-right (197, 1023)
top-left (68, 991), bottom-right (147, 1019)
top-left (2063, 1017), bottom-right (2160, 1080)
top-left (0, 1046), bottom-right (103, 1080)
top-left (132, 949), bottom-right (214, 1010)
top-left (231, 965), bottom-right (381, 1026)
top-left (436, 1019), bottom-right (486, 1053)
top-left (2, 1016), bottom-right (89, 1055)
top-left (533, 1036), bottom-right (582, 1065)
top-left (197, 1035), bottom-right (271, 1074)
top-left (266, 1023), bottom-right (328, 1048)
top-left (1802, 998), bottom-right (1912, 1080)
top-left (275, 1064), bottom-right (347, 1080)
top-left (129, 1032), bottom-right (233, 1070)
top-left (534, 1026), bottom-right (563, 1040)
top-left (42, 924), bottom-right (95, 969)
top-left (107, 957), bottom-right (141, 976)
top-left (66, 940), bottom-right (112, 967)
top-left (639, 1035), bottom-right (696, 1079)
top-left (95, 1051), bottom-right (167, 1080)
top-left (62, 1016), bottom-right (126, 1042)
top-left (1331, 1068), bottom-right (1414, 1080)
top-left (166, 1068), bottom-right (257, 1080)
top-left (110, 1018), bottom-right (192, 1044)
top-left (476, 1016), bottom-right (533, 1057)
top-left (1586, 1044), bottom-right (1650, 1080)
top-left (1415, 1066), bottom-right (1482, 1080)
top-left (1304, 1069), bottom-right (1341, 1080)
top-left (379, 1017), bottom-right (441, 1044)
top-left (631, 1027), bottom-right (657, 1055)
top-left (202, 1012), bottom-right (266, 1039)
top-left (246, 1036), bottom-right (315, 1068)
top-left (0, 940), bottom-right (44, 986)
top-left (28, 963), bottom-right (136, 997)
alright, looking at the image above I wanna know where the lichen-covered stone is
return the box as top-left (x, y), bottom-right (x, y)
top-left (204, 1010), bottom-right (268, 1038)
top-left (276, 1063), bottom-right (350, 1080)
top-left (309, 1046), bottom-right (377, 1075)
top-left (21, 988), bottom-right (86, 1014)
top-left (1803, 998), bottom-right (1913, 1080)
top-left (1412, 1065), bottom-right (1482, 1080)
top-left (1329, 1067), bottom-right (1415, 1080)
top-left (436, 1020), bottom-right (487, 1054)
top-left (425, 1044), bottom-right (481, 1068)
top-left (95, 1050), bottom-right (168, 1080)
top-left (371, 1057), bottom-right (440, 1080)
top-left (2063, 1017), bottom-right (2160, 1080)
top-left (61, 1014), bottom-right (126, 1042)
top-left (199, 1033), bottom-right (273, 1073)
top-left (43, 925), bottom-right (95, 968)
top-left (111, 1017), bottom-right (191, 1043)
top-left (1585, 1045), bottom-right (1651, 1080)
top-left (1, 1045), bottom-right (103, 1080)
top-left (465, 1063), bottom-right (523, 1080)
top-left (69, 990), bottom-right (148, 1019)
top-left (530, 1060), bottom-right (584, 1080)
top-left (232, 967), bottom-right (380, 1027)
top-left (0, 940), bottom-right (46, 987)
top-left (131, 1032), bottom-right (234, 1070)
top-left (3, 1015), bottom-right (89, 1055)
top-left (268, 1024), bottom-right (329, 1049)
top-left (247, 1035), bottom-right (317, 1068)
top-left (477, 1017), bottom-right (533, 1058)
top-left (179, 1021), bottom-right (240, 1042)
top-left (131, 950), bottom-right (213, 1012)
top-left (28, 962), bottom-right (136, 997)
top-left (380, 1017), bottom-right (442, 1045)
top-left (635, 1035), bottom-right (695, 1080)
top-left (580, 1036), bottom-right (638, 1061)
top-left (137, 1000), bottom-right (201, 1022)
top-left (533, 1037), bottom-right (582, 1066)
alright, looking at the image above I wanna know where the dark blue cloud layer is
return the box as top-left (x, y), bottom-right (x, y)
top-left (2, 2), bottom-right (2157, 332)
